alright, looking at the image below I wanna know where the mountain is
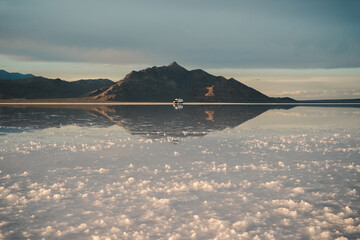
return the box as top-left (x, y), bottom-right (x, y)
top-left (91, 62), bottom-right (293, 103)
top-left (0, 77), bottom-right (114, 99)
top-left (0, 69), bottom-right (35, 80)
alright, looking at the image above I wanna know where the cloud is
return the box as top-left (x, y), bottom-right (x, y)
top-left (0, 0), bottom-right (360, 68)
top-left (0, 39), bottom-right (150, 64)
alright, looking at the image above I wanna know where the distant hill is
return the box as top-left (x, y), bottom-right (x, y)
top-left (0, 69), bottom-right (35, 80)
top-left (0, 77), bottom-right (114, 99)
top-left (299, 99), bottom-right (360, 103)
top-left (90, 62), bottom-right (295, 103)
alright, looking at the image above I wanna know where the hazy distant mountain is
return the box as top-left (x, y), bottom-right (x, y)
top-left (0, 77), bottom-right (114, 99)
top-left (91, 62), bottom-right (294, 103)
top-left (0, 69), bottom-right (35, 80)
top-left (299, 99), bottom-right (360, 103)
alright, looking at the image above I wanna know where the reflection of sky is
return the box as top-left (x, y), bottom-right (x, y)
top-left (239, 107), bottom-right (360, 130)
top-left (1, 0), bottom-right (360, 100)
top-left (0, 106), bottom-right (359, 239)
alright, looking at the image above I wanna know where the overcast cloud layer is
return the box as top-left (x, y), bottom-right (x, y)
top-left (1, 0), bottom-right (360, 69)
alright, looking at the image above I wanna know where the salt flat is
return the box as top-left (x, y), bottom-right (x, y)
top-left (0, 105), bottom-right (359, 239)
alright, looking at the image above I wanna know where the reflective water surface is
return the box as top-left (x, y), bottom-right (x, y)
top-left (0, 105), bottom-right (359, 239)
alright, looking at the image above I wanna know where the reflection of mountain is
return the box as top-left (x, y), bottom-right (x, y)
top-left (98, 105), bottom-right (276, 138)
top-left (0, 107), bottom-right (114, 134)
top-left (0, 105), bottom-right (292, 137)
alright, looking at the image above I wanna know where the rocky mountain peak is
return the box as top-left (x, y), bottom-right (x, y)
top-left (166, 61), bottom-right (187, 71)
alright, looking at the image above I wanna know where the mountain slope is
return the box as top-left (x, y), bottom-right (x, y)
top-left (0, 77), bottom-right (114, 99)
top-left (91, 62), bottom-right (275, 102)
top-left (0, 69), bottom-right (35, 80)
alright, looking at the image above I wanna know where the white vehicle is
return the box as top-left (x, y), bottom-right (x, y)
top-left (173, 98), bottom-right (183, 105)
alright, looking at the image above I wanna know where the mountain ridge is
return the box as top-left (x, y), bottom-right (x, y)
top-left (0, 76), bottom-right (114, 99)
top-left (0, 69), bottom-right (35, 80)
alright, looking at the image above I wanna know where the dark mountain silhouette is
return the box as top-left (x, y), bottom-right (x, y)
top-left (90, 62), bottom-right (295, 103)
top-left (0, 69), bottom-right (35, 80)
top-left (0, 77), bottom-right (114, 99)
top-left (0, 105), bottom-right (294, 138)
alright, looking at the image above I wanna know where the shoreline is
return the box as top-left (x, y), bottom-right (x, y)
top-left (0, 102), bottom-right (359, 106)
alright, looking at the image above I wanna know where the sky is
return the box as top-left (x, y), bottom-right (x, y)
top-left (0, 0), bottom-right (360, 100)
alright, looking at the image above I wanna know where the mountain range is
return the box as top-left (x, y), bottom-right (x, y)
top-left (0, 63), bottom-right (296, 102)
top-left (0, 75), bottom-right (114, 99)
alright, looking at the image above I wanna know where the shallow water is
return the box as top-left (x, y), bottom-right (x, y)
top-left (0, 105), bottom-right (359, 239)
